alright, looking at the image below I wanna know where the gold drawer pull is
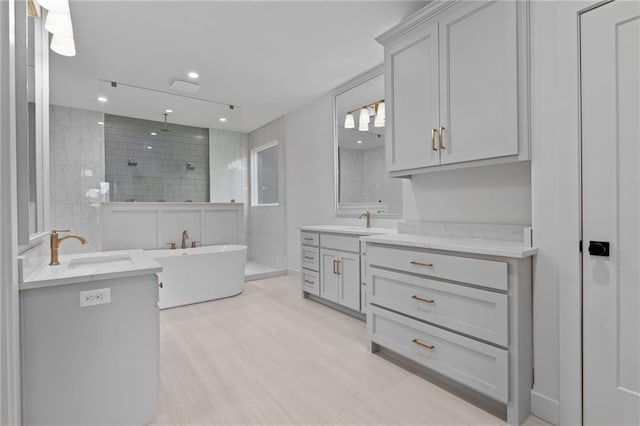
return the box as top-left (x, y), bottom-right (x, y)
top-left (303, 237), bottom-right (314, 241)
top-left (159, 282), bottom-right (164, 289)
top-left (304, 279), bottom-right (315, 285)
top-left (411, 295), bottom-right (434, 304)
top-left (410, 261), bottom-right (433, 267)
top-left (304, 256), bottom-right (315, 260)
top-left (431, 128), bottom-right (438, 151)
top-left (412, 338), bottom-right (435, 350)
top-left (335, 260), bottom-right (341, 275)
top-left (439, 126), bottom-right (446, 150)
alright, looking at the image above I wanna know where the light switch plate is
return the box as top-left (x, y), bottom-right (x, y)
top-left (79, 288), bottom-right (111, 307)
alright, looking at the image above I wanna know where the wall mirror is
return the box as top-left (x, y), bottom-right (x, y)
top-left (334, 69), bottom-right (402, 217)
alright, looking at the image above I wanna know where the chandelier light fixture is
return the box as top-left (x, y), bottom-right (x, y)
top-left (344, 99), bottom-right (385, 132)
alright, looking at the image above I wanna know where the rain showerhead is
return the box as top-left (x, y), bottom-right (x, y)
top-left (161, 113), bottom-right (171, 132)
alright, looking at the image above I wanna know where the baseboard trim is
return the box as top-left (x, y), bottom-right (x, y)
top-left (531, 389), bottom-right (559, 425)
top-left (245, 269), bottom-right (287, 282)
top-left (286, 268), bottom-right (301, 278)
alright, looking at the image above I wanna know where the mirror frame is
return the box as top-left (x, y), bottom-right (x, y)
top-left (16, 5), bottom-right (49, 250)
top-left (332, 65), bottom-right (401, 218)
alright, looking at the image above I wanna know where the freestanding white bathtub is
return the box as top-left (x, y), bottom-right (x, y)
top-left (147, 245), bottom-right (247, 309)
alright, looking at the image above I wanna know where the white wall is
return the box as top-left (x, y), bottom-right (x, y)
top-left (248, 117), bottom-right (287, 269)
top-left (0, 0), bottom-right (21, 423)
top-left (404, 162), bottom-right (531, 224)
top-left (49, 105), bottom-right (105, 254)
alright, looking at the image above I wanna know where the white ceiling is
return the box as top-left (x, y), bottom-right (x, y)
top-left (49, 1), bottom-right (428, 133)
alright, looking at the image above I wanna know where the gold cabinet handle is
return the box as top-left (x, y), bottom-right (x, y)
top-left (332, 260), bottom-right (337, 274)
top-left (411, 295), bottom-right (434, 304)
top-left (412, 338), bottom-right (435, 350)
top-left (336, 260), bottom-right (341, 275)
top-left (439, 126), bottom-right (446, 150)
top-left (304, 279), bottom-right (314, 285)
top-left (410, 261), bottom-right (433, 267)
top-left (159, 282), bottom-right (164, 289)
top-left (431, 128), bottom-right (438, 151)
top-left (303, 237), bottom-right (313, 241)
top-left (304, 256), bottom-right (314, 260)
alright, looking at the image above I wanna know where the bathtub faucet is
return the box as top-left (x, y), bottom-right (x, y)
top-left (181, 230), bottom-right (189, 249)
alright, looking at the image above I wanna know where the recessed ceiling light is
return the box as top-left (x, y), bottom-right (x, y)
top-left (219, 117), bottom-right (227, 122)
top-left (97, 121), bottom-right (104, 125)
top-left (146, 146), bottom-right (153, 150)
top-left (97, 96), bottom-right (107, 102)
top-left (357, 140), bottom-right (363, 144)
top-left (165, 109), bottom-right (173, 114)
top-left (188, 71), bottom-right (199, 79)
top-left (150, 132), bottom-right (157, 136)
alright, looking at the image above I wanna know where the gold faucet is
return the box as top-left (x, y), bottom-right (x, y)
top-left (359, 211), bottom-right (372, 228)
top-left (181, 230), bottom-right (189, 249)
top-left (49, 229), bottom-right (87, 266)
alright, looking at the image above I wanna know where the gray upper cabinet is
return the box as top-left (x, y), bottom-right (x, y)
top-left (387, 22), bottom-right (440, 171)
top-left (378, 0), bottom-right (530, 177)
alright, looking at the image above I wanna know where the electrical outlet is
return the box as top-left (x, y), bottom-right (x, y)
top-left (79, 288), bottom-right (111, 307)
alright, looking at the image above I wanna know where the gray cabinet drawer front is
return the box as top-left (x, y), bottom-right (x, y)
top-left (321, 234), bottom-right (360, 253)
top-left (367, 244), bottom-right (508, 291)
top-left (369, 268), bottom-right (508, 346)
top-left (369, 305), bottom-right (508, 403)
top-left (301, 246), bottom-right (320, 272)
top-left (301, 232), bottom-right (319, 247)
top-left (302, 270), bottom-right (320, 296)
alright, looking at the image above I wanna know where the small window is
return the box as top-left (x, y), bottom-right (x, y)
top-left (251, 141), bottom-right (279, 206)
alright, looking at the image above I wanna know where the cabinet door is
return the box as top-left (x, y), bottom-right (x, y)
top-left (320, 249), bottom-right (339, 303)
top-left (386, 21), bottom-right (440, 172)
top-left (337, 251), bottom-right (360, 311)
top-left (439, 0), bottom-right (518, 164)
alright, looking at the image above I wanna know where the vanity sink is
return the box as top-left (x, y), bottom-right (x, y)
top-left (20, 249), bottom-right (162, 290)
top-left (68, 254), bottom-right (133, 270)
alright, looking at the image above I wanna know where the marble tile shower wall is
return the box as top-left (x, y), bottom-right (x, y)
top-left (49, 105), bottom-right (105, 253)
top-left (105, 115), bottom-right (209, 202)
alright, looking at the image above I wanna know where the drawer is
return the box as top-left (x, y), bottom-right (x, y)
top-left (301, 269), bottom-right (320, 296)
top-left (367, 244), bottom-right (508, 291)
top-left (321, 234), bottom-right (360, 253)
top-left (301, 246), bottom-right (320, 272)
top-left (301, 231), bottom-right (319, 247)
top-left (368, 305), bottom-right (508, 403)
top-left (369, 268), bottom-right (508, 346)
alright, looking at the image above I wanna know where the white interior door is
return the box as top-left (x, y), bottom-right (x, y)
top-left (581, 1), bottom-right (640, 424)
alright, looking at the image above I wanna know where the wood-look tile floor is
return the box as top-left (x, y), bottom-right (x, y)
top-left (153, 275), bottom-right (549, 426)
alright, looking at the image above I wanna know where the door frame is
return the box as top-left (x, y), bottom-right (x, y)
top-left (536, 1), bottom-right (613, 424)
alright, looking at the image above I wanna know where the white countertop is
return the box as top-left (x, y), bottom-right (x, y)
top-left (360, 233), bottom-right (537, 259)
top-left (20, 249), bottom-right (162, 290)
top-left (299, 225), bottom-right (397, 236)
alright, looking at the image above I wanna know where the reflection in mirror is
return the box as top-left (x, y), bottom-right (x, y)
top-left (28, 17), bottom-right (38, 234)
top-left (335, 72), bottom-right (402, 216)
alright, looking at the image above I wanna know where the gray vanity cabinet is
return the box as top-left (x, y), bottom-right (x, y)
top-left (300, 228), bottom-right (364, 314)
top-left (319, 248), bottom-right (360, 311)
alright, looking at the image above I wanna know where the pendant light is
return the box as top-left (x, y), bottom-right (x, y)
top-left (344, 113), bottom-right (355, 129)
top-left (45, 10), bottom-right (73, 37)
top-left (374, 101), bottom-right (385, 127)
top-left (50, 33), bottom-right (76, 56)
top-left (358, 107), bottom-right (369, 131)
top-left (344, 112), bottom-right (356, 129)
top-left (35, 0), bottom-right (69, 13)
top-left (37, 0), bottom-right (76, 57)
